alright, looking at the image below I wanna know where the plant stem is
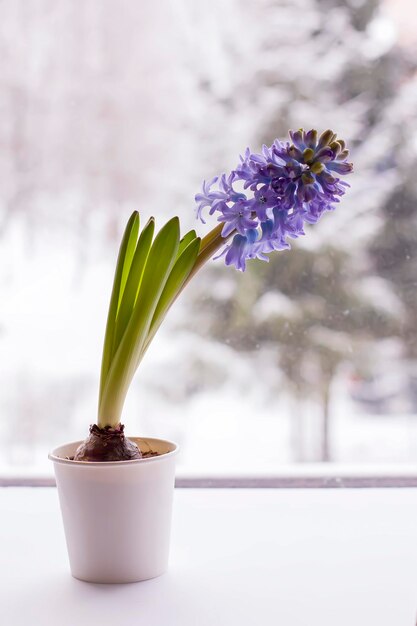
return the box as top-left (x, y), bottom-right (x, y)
top-left (184, 223), bottom-right (230, 290)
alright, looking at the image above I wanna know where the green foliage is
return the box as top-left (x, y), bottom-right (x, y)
top-left (177, 229), bottom-right (197, 257)
top-left (99, 211), bottom-right (139, 402)
top-left (97, 214), bottom-right (221, 428)
top-left (98, 213), bottom-right (182, 427)
top-left (143, 236), bottom-right (201, 358)
top-left (112, 218), bottom-right (155, 355)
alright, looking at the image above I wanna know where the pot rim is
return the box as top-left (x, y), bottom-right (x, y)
top-left (48, 436), bottom-right (179, 467)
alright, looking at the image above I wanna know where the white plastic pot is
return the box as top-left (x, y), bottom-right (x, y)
top-left (49, 437), bottom-right (178, 583)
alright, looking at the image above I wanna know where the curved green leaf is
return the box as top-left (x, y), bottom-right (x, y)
top-left (177, 229), bottom-right (197, 258)
top-left (98, 211), bottom-right (139, 402)
top-left (112, 217), bottom-right (155, 358)
top-left (98, 217), bottom-right (180, 427)
top-left (141, 236), bottom-right (201, 360)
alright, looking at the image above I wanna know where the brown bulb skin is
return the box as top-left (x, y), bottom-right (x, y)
top-left (73, 424), bottom-right (142, 462)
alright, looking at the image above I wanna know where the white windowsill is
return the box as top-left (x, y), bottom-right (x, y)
top-left (1, 487), bottom-right (416, 626)
top-left (2, 463), bottom-right (417, 488)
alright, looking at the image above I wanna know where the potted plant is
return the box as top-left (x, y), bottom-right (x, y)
top-left (49, 129), bottom-right (352, 583)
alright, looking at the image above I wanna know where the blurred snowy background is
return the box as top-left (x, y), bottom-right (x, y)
top-left (1, 0), bottom-right (417, 475)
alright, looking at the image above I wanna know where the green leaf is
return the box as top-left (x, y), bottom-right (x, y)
top-left (118, 215), bottom-right (140, 310)
top-left (98, 211), bottom-right (139, 403)
top-left (141, 236), bottom-right (201, 359)
top-left (98, 217), bottom-right (180, 427)
top-left (112, 217), bottom-right (155, 358)
top-left (177, 229), bottom-right (197, 258)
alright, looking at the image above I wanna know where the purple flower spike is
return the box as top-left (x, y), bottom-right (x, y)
top-left (195, 129), bottom-right (353, 271)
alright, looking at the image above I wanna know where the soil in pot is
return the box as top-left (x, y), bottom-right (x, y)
top-left (72, 424), bottom-right (160, 462)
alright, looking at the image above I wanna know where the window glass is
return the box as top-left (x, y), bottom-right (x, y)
top-left (1, 0), bottom-right (417, 476)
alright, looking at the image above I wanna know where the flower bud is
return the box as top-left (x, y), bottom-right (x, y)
top-left (301, 172), bottom-right (315, 185)
top-left (290, 129), bottom-right (304, 147)
top-left (310, 161), bottom-right (325, 174)
top-left (303, 148), bottom-right (315, 163)
top-left (287, 145), bottom-right (303, 160)
top-left (330, 141), bottom-right (341, 156)
top-left (318, 129), bottom-right (335, 148)
top-left (304, 129), bottom-right (318, 148)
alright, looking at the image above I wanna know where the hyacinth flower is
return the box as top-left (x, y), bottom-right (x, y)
top-left (196, 128), bottom-right (352, 271)
top-left (75, 129), bottom-right (352, 461)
